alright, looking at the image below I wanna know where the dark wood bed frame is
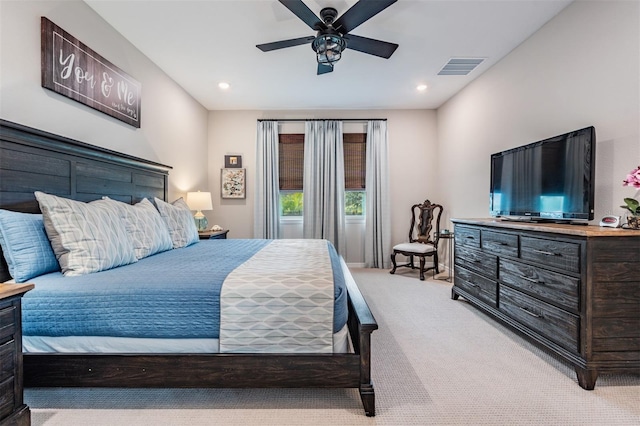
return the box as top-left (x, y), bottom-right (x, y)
top-left (0, 119), bottom-right (378, 416)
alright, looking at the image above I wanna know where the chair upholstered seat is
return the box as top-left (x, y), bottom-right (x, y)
top-left (390, 199), bottom-right (443, 281)
top-left (392, 242), bottom-right (435, 254)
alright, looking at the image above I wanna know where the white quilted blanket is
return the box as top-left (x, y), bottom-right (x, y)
top-left (219, 239), bottom-right (335, 353)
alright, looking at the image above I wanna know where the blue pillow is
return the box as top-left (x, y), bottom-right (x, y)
top-left (0, 210), bottom-right (60, 282)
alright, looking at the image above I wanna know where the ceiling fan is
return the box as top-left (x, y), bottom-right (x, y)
top-left (257, 0), bottom-right (399, 75)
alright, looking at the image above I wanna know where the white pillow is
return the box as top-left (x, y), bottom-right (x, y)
top-left (102, 198), bottom-right (173, 259)
top-left (154, 197), bottom-right (199, 248)
top-left (34, 192), bottom-right (137, 276)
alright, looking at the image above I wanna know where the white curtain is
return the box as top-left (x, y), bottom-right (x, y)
top-left (254, 120), bottom-right (280, 239)
top-left (364, 120), bottom-right (391, 268)
top-left (303, 120), bottom-right (346, 255)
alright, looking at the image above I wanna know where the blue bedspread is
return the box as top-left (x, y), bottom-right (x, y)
top-left (21, 240), bottom-right (348, 339)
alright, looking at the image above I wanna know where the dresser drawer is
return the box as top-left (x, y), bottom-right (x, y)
top-left (455, 268), bottom-right (497, 308)
top-left (0, 376), bottom-right (15, 420)
top-left (0, 305), bottom-right (16, 343)
top-left (499, 286), bottom-right (579, 353)
top-left (455, 226), bottom-right (480, 249)
top-left (0, 340), bottom-right (15, 383)
top-left (520, 236), bottom-right (580, 273)
top-left (455, 245), bottom-right (497, 278)
top-left (482, 230), bottom-right (518, 257)
top-left (499, 259), bottom-right (579, 312)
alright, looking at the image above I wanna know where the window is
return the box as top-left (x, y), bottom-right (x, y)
top-left (279, 134), bottom-right (304, 216)
top-left (281, 191), bottom-right (303, 216)
top-left (345, 191), bottom-right (365, 215)
top-left (343, 133), bottom-right (366, 216)
top-left (278, 132), bottom-right (366, 216)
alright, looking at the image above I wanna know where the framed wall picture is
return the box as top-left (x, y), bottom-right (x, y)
top-left (221, 168), bottom-right (246, 199)
top-left (41, 18), bottom-right (141, 128)
top-left (224, 155), bottom-right (242, 168)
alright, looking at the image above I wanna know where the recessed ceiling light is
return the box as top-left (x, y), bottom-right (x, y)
top-left (218, 82), bottom-right (230, 90)
top-left (417, 84), bottom-right (428, 92)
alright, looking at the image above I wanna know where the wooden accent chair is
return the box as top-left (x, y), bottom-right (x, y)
top-left (390, 200), bottom-right (443, 281)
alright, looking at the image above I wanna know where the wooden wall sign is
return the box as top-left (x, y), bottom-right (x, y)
top-left (41, 17), bottom-right (141, 128)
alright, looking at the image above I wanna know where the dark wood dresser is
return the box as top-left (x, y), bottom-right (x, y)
top-left (1, 283), bottom-right (34, 426)
top-left (451, 218), bottom-right (639, 389)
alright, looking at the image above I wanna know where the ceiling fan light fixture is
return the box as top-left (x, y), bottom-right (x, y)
top-left (257, 0), bottom-right (398, 75)
top-left (313, 34), bottom-right (346, 66)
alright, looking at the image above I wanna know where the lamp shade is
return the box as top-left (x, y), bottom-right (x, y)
top-left (186, 191), bottom-right (213, 211)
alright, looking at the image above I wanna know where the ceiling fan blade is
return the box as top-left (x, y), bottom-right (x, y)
top-left (317, 63), bottom-right (334, 75)
top-left (343, 34), bottom-right (398, 58)
top-left (334, 0), bottom-right (397, 34)
top-left (279, 0), bottom-right (326, 30)
top-left (257, 36), bottom-right (316, 52)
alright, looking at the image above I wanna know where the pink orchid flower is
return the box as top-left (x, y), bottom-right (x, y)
top-left (622, 166), bottom-right (640, 189)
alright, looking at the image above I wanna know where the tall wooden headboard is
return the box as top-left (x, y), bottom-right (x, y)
top-left (0, 119), bottom-right (172, 282)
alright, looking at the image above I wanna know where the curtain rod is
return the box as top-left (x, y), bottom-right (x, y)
top-left (257, 118), bottom-right (386, 122)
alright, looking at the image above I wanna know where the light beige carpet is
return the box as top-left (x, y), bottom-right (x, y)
top-left (26, 268), bottom-right (640, 425)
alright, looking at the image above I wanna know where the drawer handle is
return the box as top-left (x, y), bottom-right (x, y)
top-left (532, 249), bottom-right (558, 257)
top-left (468, 282), bottom-right (480, 288)
top-left (520, 275), bottom-right (544, 285)
top-left (519, 306), bottom-right (543, 318)
top-left (466, 236), bottom-right (476, 240)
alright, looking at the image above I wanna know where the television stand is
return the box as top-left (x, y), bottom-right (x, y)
top-left (451, 218), bottom-right (640, 390)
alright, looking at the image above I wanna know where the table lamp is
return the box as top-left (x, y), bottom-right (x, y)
top-left (186, 191), bottom-right (213, 231)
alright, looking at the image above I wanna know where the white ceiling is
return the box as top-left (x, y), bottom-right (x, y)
top-left (85, 0), bottom-right (572, 111)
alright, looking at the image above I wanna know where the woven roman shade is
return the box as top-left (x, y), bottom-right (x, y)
top-left (278, 133), bottom-right (366, 190)
top-left (344, 133), bottom-right (366, 190)
top-left (279, 134), bottom-right (304, 190)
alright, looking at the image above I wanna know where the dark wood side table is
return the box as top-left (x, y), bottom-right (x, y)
top-left (198, 229), bottom-right (229, 240)
top-left (0, 283), bottom-right (34, 426)
top-left (436, 232), bottom-right (454, 282)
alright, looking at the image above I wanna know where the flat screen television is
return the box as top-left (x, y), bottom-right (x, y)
top-left (489, 126), bottom-right (595, 223)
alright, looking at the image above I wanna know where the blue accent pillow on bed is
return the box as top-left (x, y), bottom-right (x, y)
top-left (0, 210), bottom-right (60, 282)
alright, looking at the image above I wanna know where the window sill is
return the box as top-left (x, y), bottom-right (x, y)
top-left (280, 216), bottom-right (303, 224)
top-left (346, 215), bottom-right (365, 224)
top-left (280, 216), bottom-right (364, 224)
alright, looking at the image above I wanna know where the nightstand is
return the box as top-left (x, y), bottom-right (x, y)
top-left (0, 283), bottom-right (34, 426)
top-left (198, 229), bottom-right (229, 240)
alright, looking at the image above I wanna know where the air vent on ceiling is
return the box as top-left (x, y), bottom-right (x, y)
top-left (438, 58), bottom-right (485, 76)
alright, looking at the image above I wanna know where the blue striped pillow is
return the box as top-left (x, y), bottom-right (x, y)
top-left (0, 210), bottom-right (60, 282)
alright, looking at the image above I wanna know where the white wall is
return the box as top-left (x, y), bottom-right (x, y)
top-left (0, 1), bottom-right (209, 201)
top-left (6, 1), bottom-right (632, 269)
top-left (208, 109), bottom-right (438, 263)
top-left (437, 0), bottom-right (640, 227)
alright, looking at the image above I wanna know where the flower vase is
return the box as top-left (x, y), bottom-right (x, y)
top-left (627, 215), bottom-right (640, 230)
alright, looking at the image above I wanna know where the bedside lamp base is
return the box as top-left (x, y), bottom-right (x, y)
top-left (194, 211), bottom-right (208, 231)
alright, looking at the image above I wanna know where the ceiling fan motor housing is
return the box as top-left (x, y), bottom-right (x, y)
top-left (319, 7), bottom-right (338, 25)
